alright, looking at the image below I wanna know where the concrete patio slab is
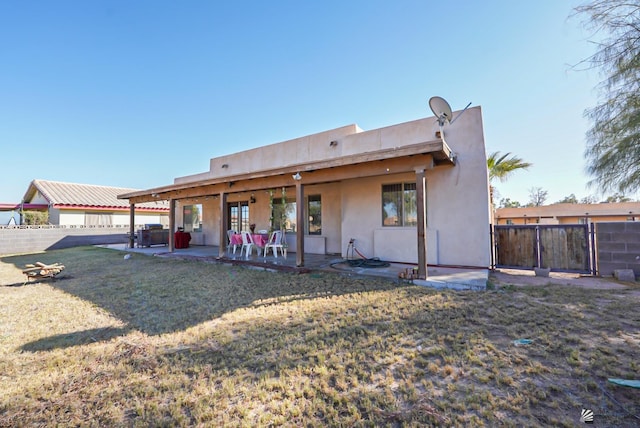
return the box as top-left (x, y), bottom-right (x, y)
top-left (97, 244), bottom-right (489, 290)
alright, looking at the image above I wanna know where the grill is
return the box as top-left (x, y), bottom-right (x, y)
top-left (143, 224), bottom-right (164, 230)
top-left (137, 224), bottom-right (168, 247)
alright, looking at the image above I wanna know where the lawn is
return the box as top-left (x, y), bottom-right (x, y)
top-left (1, 246), bottom-right (639, 426)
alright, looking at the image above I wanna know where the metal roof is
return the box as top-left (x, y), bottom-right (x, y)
top-left (23, 179), bottom-right (169, 211)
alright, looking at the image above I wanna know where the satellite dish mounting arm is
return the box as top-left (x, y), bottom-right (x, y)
top-left (449, 102), bottom-right (472, 125)
top-left (428, 96), bottom-right (472, 142)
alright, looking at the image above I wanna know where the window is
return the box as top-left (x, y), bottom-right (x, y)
top-left (228, 202), bottom-right (249, 231)
top-left (183, 204), bottom-right (202, 232)
top-left (269, 194), bottom-right (321, 234)
top-left (307, 195), bottom-right (321, 235)
top-left (272, 199), bottom-right (297, 232)
top-left (506, 219), bottom-right (513, 225)
top-left (382, 183), bottom-right (418, 227)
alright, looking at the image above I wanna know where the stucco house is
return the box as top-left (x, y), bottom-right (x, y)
top-left (20, 179), bottom-right (169, 226)
top-left (495, 202), bottom-right (640, 225)
top-left (119, 107), bottom-right (492, 278)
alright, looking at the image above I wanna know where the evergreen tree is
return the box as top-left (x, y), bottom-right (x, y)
top-left (574, 1), bottom-right (640, 194)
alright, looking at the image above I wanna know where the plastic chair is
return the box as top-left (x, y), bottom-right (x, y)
top-left (241, 231), bottom-right (257, 258)
top-left (227, 230), bottom-right (237, 254)
top-left (264, 230), bottom-right (285, 257)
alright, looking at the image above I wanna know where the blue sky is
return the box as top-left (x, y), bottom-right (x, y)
top-left (0, 1), bottom-right (621, 205)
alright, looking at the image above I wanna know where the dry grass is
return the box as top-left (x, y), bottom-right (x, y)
top-left (1, 246), bottom-right (639, 426)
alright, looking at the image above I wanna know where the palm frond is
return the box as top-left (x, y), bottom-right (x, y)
top-left (487, 151), bottom-right (532, 183)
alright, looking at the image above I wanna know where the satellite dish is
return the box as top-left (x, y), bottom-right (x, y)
top-left (428, 96), bottom-right (472, 141)
top-left (429, 96), bottom-right (453, 127)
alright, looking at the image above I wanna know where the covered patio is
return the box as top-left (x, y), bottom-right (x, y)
top-left (100, 243), bottom-right (489, 290)
top-left (118, 111), bottom-right (492, 285)
top-left (119, 140), bottom-right (454, 279)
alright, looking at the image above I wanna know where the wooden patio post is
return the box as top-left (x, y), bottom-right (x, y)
top-left (296, 182), bottom-right (305, 267)
top-left (169, 199), bottom-right (176, 252)
top-left (128, 203), bottom-right (135, 249)
top-left (416, 169), bottom-right (428, 280)
top-left (219, 192), bottom-right (227, 258)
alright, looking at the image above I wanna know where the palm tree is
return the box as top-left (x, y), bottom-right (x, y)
top-left (487, 151), bottom-right (532, 205)
top-left (487, 151), bottom-right (532, 182)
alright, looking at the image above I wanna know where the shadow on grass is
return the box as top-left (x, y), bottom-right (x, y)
top-left (1, 246), bottom-right (402, 352)
top-left (2, 274), bottom-right (75, 288)
top-left (22, 327), bottom-right (130, 352)
top-left (149, 287), bottom-right (640, 426)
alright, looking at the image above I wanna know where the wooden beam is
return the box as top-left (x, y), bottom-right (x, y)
top-left (126, 154), bottom-right (441, 204)
top-left (128, 204), bottom-right (135, 248)
top-left (416, 169), bottom-right (427, 280)
top-left (169, 199), bottom-right (176, 252)
top-left (218, 192), bottom-right (227, 258)
top-left (296, 182), bottom-right (304, 267)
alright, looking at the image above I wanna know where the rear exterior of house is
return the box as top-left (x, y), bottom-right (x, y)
top-left (120, 107), bottom-right (492, 275)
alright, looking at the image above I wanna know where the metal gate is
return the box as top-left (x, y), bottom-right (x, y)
top-left (493, 224), bottom-right (593, 273)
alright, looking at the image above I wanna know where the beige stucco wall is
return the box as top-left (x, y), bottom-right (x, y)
top-left (176, 185), bottom-right (343, 254)
top-left (423, 108), bottom-right (491, 267)
top-left (175, 125), bottom-right (363, 185)
top-left (175, 198), bottom-right (216, 246)
top-left (170, 107), bottom-right (491, 267)
top-left (307, 183), bottom-right (342, 254)
top-left (340, 173), bottom-right (438, 264)
top-left (336, 107), bottom-right (490, 267)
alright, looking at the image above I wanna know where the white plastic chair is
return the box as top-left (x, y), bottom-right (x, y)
top-left (227, 230), bottom-right (237, 254)
top-left (264, 230), bottom-right (285, 257)
top-left (241, 231), bottom-right (257, 258)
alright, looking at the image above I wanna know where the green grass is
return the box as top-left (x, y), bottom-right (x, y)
top-left (1, 246), bottom-right (639, 426)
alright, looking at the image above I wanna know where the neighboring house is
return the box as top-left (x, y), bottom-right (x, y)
top-left (119, 107), bottom-right (492, 277)
top-left (20, 179), bottom-right (169, 226)
top-left (495, 202), bottom-right (640, 225)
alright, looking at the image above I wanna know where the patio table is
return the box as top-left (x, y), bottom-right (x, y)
top-left (231, 233), bottom-right (269, 248)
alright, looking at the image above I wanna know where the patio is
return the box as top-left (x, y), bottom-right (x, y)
top-left (99, 243), bottom-right (489, 290)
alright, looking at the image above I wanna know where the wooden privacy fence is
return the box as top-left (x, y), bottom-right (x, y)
top-left (492, 224), bottom-right (594, 274)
